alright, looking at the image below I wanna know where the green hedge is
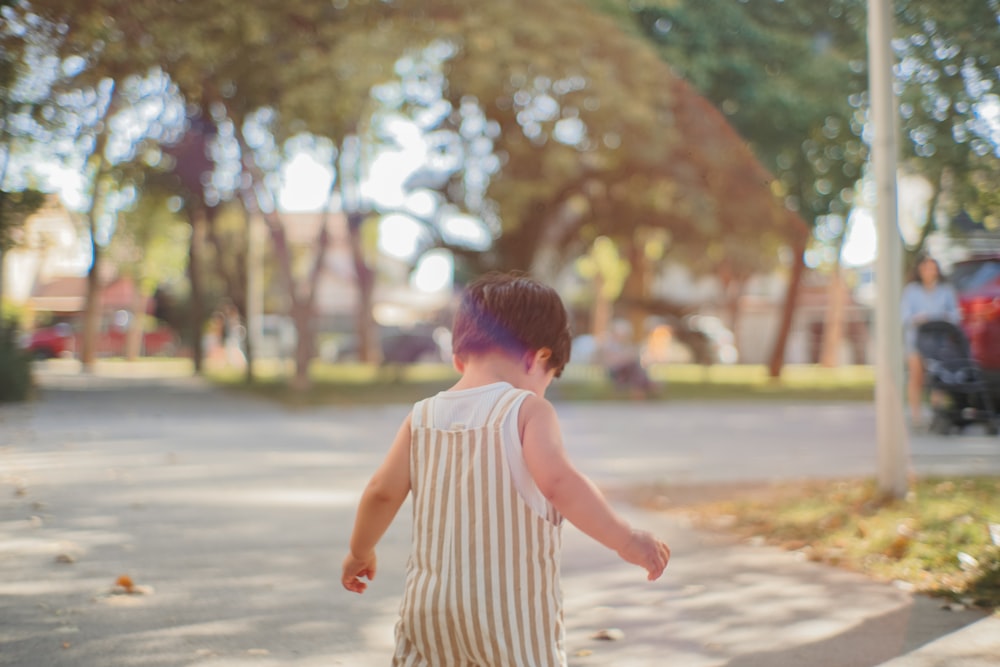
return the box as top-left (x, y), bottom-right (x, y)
top-left (0, 320), bottom-right (33, 402)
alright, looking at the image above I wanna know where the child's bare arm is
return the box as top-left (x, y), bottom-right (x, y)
top-left (341, 413), bottom-right (413, 593)
top-left (521, 397), bottom-right (670, 580)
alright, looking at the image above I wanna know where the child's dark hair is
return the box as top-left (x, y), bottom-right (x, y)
top-left (452, 272), bottom-right (572, 377)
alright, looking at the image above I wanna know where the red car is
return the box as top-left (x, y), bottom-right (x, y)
top-left (952, 255), bottom-right (1000, 372)
top-left (24, 320), bottom-right (178, 359)
top-left (23, 322), bottom-right (76, 359)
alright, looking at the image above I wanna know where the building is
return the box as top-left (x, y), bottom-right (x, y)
top-left (2, 196), bottom-right (89, 317)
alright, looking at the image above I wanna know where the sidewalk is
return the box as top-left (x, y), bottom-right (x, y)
top-left (558, 506), bottom-right (993, 667)
top-left (0, 366), bottom-right (996, 666)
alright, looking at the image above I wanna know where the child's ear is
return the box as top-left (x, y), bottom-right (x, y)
top-left (528, 348), bottom-right (552, 371)
top-left (452, 354), bottom-right (465, 374)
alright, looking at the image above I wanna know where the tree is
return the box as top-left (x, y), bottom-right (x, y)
top-left (12, 0), bottom-right (794, 387)
top-left (107, 186), bottom-right (189, 360)
top-left (614, 0), bottom-right (869, 374)
top-left (128, 0), bottom-right (414, 387)
top-left (0, 187), bottom-right (45, 318)
top-left (136, 0), bottom-right (787, 386)
top-left (6, 1), bottom-right (181, 370)
top-left (363, 0), bottom-right (793, 345)
top-left (575, 236), bottom-right (631, 342)
top-left (0, 3), bottom-right (62, 319)
top-left (892, 1), bottom-right (1000, 262)
top-left (155, 111), bottom-right (219, 375)
top-left (69, 71), bottom-right (180, 371)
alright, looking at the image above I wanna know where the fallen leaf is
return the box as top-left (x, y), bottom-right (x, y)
top-left (591, 628), bottom-right (625, 641)
top-left (110, 575), bottom-right (153, 596)
top-left (115, 575), bottom-right (135, 593)
top-left (884, 534), bottom-right (911, 560)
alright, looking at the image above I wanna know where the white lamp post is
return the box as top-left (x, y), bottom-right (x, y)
top-left (868, 0), bottom-right (910, 498)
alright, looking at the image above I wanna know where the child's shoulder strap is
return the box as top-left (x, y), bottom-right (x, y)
top-left (411, 396), bottom-right (434, 429)
top-left (484, 387), bottom-right (532, 429)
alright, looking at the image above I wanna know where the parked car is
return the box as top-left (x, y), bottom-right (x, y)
top-left (22, 322), bottom-right (76, 359)
top-left (951, 254), bottom-right (1000, 373)
top-left (332, 326), bottom-right (450, 364)
top-left (23, 313), bottom-right (178, 359)
top-left (256, 315), bottom-right (297, 360)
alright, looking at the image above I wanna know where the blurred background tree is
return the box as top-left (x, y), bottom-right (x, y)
top-left (4, 0), bottom-right (998, 386)
top-left (892, 0), bottom-right (1000, 263)
top-left (614, 0), bottom-right (868, 374)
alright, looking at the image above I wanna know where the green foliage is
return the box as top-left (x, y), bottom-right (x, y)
top-left (576, 237), bottom-right (630, 300)
top-left (891, 1), bottom-right (1000, 251)
top-left (110, 187), bottom-right (191, 293)
top-left (0, 319), bottom-right (33, 402)
top-left (428, 0), bottom-right (789, 273)
top-left (0, 188), bottom-right (46, 250)
top-left (612, 0), bottom-right (1000, 260)
top-left (620, 0), bottom-right (867, 228)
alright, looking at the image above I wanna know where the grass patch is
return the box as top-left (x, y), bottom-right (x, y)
top-left (628, 477), bottom-right (1000, 611)
top-left (207, 362), bottom-right (875, 406)
top-left (207, 361), bottom-right (461, 407)
top-left (658, 363), bottom-right (874, 401)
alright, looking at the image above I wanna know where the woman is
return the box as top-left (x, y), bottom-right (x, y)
top-left (901, 255), bottom-right (961, 427)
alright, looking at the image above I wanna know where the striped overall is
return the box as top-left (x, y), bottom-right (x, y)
top-left (393, 387), bottom-right (566, 667)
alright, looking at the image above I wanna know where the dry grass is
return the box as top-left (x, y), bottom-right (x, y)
top-left (626, 477), bottom-right (1000, 610)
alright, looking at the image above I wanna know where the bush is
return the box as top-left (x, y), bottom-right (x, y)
top-left (0, 319), bottom-right (33, 402)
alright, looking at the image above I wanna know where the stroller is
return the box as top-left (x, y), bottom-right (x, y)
top-left (915, 320), bottom-right (999, 435)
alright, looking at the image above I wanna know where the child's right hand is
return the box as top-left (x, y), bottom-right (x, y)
top-left (341, 550), bottom-right (377, 594)
top-left (617, 529), bottom-right (671, 581)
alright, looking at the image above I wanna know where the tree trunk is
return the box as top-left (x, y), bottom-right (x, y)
top-left (79, 82), bottom-right (121, 373)
top-left (0, 245), bottom-right (6, 322)
top-left (768, 229), bottom-right (809, 378)
top-left (0, 154), bottom-right (11, 321)
top-left (241, 209), bottom-right (255, 386)
top-left (235, 125), bottom-right (336, 390)
top-left (591, 271), bottom-right (611, 343)
top-left (187, 207), bottom-right (207, 374)
top-left (125, 279), bottom-right (145, 360)
top-left (80, 254), bottom-right (102, 370)
top-left (204, 206), bottom-right (254, 383)
top-left (347, 210), bottom-right (380, 365)
top-left (905, 173), bottom-right (942, 269)
top-left (724, 275), bottom-right (747, 357)
top-left (819, 260), bottom-right (848, 368)
top-left (80, 161), bottom-right (108, 371)
top-left (288, 302), bottom-right (312, 391)
top-left (622, 236), bottom-right (649, 344)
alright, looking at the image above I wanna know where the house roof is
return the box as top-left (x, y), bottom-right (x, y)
top-left (30, 276), bottom-right (148, 315)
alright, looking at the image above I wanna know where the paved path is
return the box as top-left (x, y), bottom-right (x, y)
top-left (0, 369), bottom-right (996, 666)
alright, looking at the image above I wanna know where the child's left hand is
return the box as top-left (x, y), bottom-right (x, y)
top-left (342, 551), bottom-right (377, 594)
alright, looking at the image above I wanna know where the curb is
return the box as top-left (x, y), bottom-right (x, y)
top-left (874, 616), bottom-right (1000, 666)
